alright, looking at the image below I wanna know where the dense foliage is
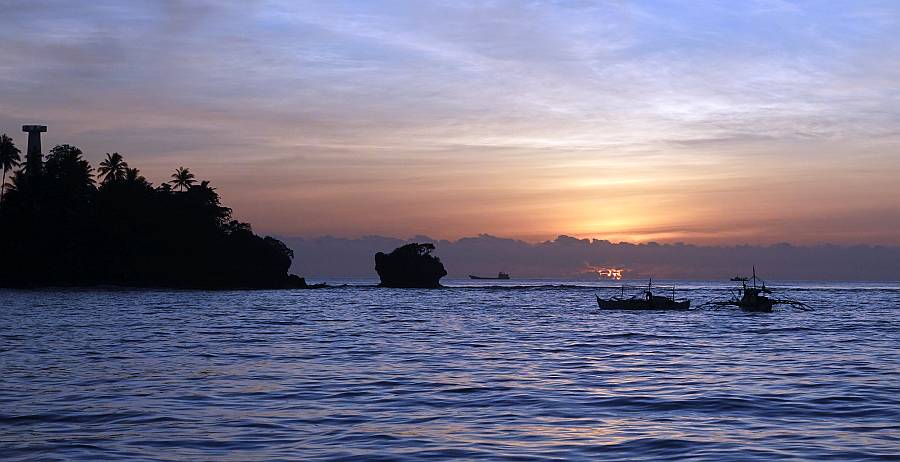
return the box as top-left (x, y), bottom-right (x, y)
top-left (0, 140), bottom-right (298, 288)
top-left (375, 243), bottom-right (447, 288)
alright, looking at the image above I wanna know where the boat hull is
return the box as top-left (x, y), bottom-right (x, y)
top-left (596, 295), bottom-right (690, 311)
top-left (739, 300), bottom-right (775, 313)
top-left (469, 275), bottom-right (510, 280)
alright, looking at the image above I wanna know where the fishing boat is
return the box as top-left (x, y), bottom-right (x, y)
top-left (706, 267), bottom-right (811, 312)
top-left (734, 284), bottom-right (776, 312)
top-left (596, 279), bottom-right (691, 310)
top-left (469, 272), bottom-right (510, 280)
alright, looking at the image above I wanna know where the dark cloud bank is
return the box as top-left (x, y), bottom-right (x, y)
top-left (285, 235), bottom-right (900, 281)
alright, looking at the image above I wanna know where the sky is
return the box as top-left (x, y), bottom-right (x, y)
top-left (1, 0), bottom-right (899, 245)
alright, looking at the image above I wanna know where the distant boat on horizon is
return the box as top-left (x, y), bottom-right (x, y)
top-left (469, 272), bottom-right (511, 280)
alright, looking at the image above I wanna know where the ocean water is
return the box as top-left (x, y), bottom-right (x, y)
top-left (1, 280), bottom-right (899, 461)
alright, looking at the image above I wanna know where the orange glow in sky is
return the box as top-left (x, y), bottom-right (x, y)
top-left (2, 2), bottom-right (899, 244)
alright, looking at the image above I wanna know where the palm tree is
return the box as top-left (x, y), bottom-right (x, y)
top-left (97, 152), bottom-right (129, 184)
top-left (125, 167), bottom-right (144, 183)
top-left (0, 134), bottom-right (22, 205)
top-left (170, 166), bottom-right (196, 192)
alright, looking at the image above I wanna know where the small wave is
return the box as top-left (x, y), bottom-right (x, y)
top-left (3, 285), bottom-right (899, 461)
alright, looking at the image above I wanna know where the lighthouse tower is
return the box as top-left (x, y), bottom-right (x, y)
top-left (21, 124), bottom-right (47, 176)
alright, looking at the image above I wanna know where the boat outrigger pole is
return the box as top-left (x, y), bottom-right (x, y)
top-left (701, 267), bottom-right (813, 312)
top-left (596, 277), bottom-right (691, 311)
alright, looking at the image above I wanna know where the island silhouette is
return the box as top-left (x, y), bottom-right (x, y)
top-left (0, 127), bottom-right (316, 289)
top-left (375, 243), bottom-right (447, 288)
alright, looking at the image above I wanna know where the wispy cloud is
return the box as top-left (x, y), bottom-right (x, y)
top-left (1, 0), bottom-right (898, 243)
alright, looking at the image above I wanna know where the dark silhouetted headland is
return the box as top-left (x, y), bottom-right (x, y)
top-left (374, 243), bottom-right (447, 288)
top-left (0, 127), bottom-right (314, 289)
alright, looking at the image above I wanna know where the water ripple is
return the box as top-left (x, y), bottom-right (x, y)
top-left (1, 281), bottom-right (899, 460)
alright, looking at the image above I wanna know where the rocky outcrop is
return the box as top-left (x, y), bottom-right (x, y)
top-left (374, 243), bottom-right (447, 288)
top-left (283, 274), bottom-right (328, 289)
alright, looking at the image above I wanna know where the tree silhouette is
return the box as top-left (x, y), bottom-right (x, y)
top-left (45, 144), bottom-right (95, 189)
top-left (170, 166), bottom-right (196, 192)
top-left (97, 152), bottom-right (129, 184)
top-left (0, 142), bottom-right (302, 289)
top-left (125, 167), bottom-right (150, 186)
top-left (0, 134), bottom-right (21, 205)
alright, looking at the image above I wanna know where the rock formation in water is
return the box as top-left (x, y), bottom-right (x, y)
top-left (374, 243), bottom-right (447, 288)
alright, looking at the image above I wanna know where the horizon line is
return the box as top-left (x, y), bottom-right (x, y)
top-left (275, 233), bottom-right (900, 249)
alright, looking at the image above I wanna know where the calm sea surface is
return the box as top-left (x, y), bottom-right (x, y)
top-left (2, 279), bottom-right (899, 461)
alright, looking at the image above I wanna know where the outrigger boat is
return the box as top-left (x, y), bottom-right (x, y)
top-left (596, 279), bottom-right (691, 311)
top-left (706, 267), bottom-right (811, 312)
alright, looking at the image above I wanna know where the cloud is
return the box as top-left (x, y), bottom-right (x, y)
top-left (1, 1), bottom-right (899, 243)
top-left (284, 233), bottom-right (900, 281)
